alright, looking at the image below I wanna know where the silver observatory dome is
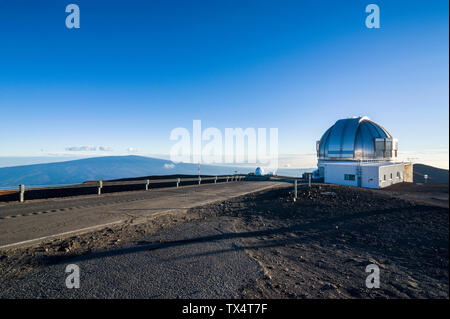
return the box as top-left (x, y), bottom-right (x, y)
top-left (316, 116), bottom-right (398, 162)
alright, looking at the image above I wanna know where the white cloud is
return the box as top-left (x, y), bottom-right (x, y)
top-left (65, 146), bottom-right (97, 152)
top-left (164, 163), bottom-right (175, 169)
top-left (126, 147), bottom-right (138, 153)
top-left (98, 146), bottom-right (113, 151)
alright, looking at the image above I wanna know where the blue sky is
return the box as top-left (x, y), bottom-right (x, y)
top-left (0, 0), bottom-right (448, 168)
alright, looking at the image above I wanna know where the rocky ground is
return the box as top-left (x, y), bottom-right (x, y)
top-left (0, 183), bottom-right (448, 298)
top-left (218, 184), bottom-right (449, 298)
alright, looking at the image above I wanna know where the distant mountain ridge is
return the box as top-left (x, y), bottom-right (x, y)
top-left (0, 156), bottom-right (244, 187)
top-left (413, 163), bottom-right (449, 183)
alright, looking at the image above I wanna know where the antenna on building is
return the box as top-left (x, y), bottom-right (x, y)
top-left (406, 157), bottom-right (419, 163)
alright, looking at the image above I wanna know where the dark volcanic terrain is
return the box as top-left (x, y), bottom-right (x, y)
top-left (0, 183), bottom-right (448, 298)
top-left (218, 184), bottom-right (449, 298)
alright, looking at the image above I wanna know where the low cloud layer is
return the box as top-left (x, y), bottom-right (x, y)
top-left (65, 146), bottom-right (113, 152)
top-left (65, 146), bottom-right (97, 152)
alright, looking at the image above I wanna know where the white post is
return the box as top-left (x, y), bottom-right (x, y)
top-left (308, 174), bottom-right (311, 188)
top-left (226, 176), bottom-right (229, 182)
top-left (294, 180), bottom-right (298, 200)
top-left (198, 176), bottom-right (201, 185)
top-left (146, 179), bottom-right (150, 191)
top-left (98, 180), bottom-right (103, 195)
top-left (177, 178), bottom-right (180, 188)
top-left (19, 184), bottom-right (25, 203)
top-left (215, 176), bottom-right (217, 184)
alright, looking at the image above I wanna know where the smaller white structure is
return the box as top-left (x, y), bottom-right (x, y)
top-left (255, 167), bottom-right (264, 176)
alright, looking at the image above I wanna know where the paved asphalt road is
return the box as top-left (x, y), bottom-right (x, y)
top-left (0, 181), bottom-right (290, 298)
top-left (1, 217), bottom-right (263, 298)
top-left (0, 181), bottom-right (286, 248)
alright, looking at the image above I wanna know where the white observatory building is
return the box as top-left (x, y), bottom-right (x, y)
top-left (313, 116), bottom-right (412, 189)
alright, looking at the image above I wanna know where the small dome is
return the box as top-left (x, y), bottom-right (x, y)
top-left (255, 167), bottom-right (264, 176)
top-left (317, 117), bottom-right (397, 161)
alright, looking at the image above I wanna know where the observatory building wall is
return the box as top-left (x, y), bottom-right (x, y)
top-left (320, 162), bottom-right (407, 189)
top-left (361, 165), bottom-right (380, 188)
top-left (322, 163), bottom-right (358, 187)
top-left (378, 163), bottom-right (406, 188)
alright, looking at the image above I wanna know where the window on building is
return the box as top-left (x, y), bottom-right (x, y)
top-left (390, 173), bottom-right (393, 179)
top-left (397, 171), bottom-right (401, 178)
top-left (383, 175), bottom-right (386, 180)
top-left (344, 174), bottom-right (356, 181)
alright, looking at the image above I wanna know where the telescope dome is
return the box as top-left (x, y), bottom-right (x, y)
top-left (317, 116), bottom-right (397, 161)
top-left (255, 167), bottom-right (264, 176)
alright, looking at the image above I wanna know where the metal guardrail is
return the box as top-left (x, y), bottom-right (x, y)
top-left (14, 175), bottom-right (247, 203)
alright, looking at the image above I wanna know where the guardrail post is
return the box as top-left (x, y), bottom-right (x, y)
top-left (177, 178), bottom-right (180, 188)
top-left (198, 176), bottom-right (201, 185)
top-left (226, 176), bottom-right (229, 182)
top-left (98, 180), bottom-right (103, 195)
top-left (294, 179), bottom-right (297, 201)
top-left (145, 179), bottom-right (150, 191)
top-left (19, 184), bottom-right (25, 202)
top-left (214, 176), bottom-right (217, 184)
top-left (308, 174), bottom-right (311, 188)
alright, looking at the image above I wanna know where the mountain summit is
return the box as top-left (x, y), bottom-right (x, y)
top-left (0, 156), bottom-right (238, 187)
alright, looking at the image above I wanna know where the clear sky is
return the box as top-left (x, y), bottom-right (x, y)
top-left (0, 0), bottom-right (448, 168)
